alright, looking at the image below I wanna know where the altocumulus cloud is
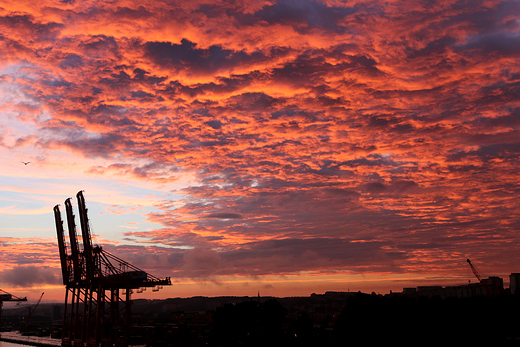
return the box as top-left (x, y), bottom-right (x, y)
top-left (1, 0), bottom-right (520, 286)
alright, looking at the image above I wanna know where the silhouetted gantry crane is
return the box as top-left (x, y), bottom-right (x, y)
top-left (54, 191), bottom-right (171, 347)
top-left (0, 289), bottom-right (27, 332)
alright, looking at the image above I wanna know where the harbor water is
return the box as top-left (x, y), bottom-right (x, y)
top-left (0, 332), bottom-right (60, 347)
top-left (0, 342), bottom-right (25, 347)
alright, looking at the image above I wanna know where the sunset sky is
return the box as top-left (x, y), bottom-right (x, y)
top-left (1, 0), bottom-right (520, 303)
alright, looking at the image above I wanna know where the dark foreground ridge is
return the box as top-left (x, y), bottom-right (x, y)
top-left (3, 291), bottom-right (520, 346)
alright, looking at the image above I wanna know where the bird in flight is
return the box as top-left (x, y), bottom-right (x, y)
top-left (22, 161), bottom-right (30, 165)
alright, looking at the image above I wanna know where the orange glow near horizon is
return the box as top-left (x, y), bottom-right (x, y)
top-left (2, 269), bottom-right (494, 304)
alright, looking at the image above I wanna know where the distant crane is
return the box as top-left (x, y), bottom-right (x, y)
top-left (467, 259), bottom-right (495, 296)
top-left (0, 289), bottom-right (27, 331)
top-left (27, 292), bottom-right (44, 326)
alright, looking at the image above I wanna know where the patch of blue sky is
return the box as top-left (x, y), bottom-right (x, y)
top-left (0, 72), bottom-right (47, 145)
top-left (0, 174), bottom-right (183, 244)
top-left (1, 61), bottom-right (36, 78)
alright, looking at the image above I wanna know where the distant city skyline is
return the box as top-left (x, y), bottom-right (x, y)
top-left (1, 0), bottom-right (520, 302)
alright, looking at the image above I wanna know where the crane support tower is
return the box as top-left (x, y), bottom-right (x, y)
top-left (54, 191), bottom-right (171, 347)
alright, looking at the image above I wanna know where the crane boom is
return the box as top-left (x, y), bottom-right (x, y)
top-left (65, 198), bottom-right (82, 283)
top-left (27, 292), bottom-right (44, 326)
top-left (467, 259), bottom-right (483, 282)
top-left (54, 205), bottom-right (71, 284)
top-left (77, 191), bottom-right (95, 281)
top-left (0, 289), bottom-right (27, 302)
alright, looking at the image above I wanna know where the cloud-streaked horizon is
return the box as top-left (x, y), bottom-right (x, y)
top-left (1, 0), bottom-right (519, 298)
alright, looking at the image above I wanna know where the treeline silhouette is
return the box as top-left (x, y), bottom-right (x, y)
top-left (208, 293), bottom-right (520, 346)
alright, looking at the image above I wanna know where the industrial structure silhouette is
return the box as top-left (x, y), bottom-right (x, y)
top-left (53, 191), bottom-right (171, 347)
